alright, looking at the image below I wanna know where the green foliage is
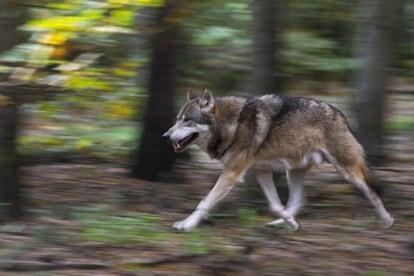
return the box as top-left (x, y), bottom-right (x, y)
top-left (82, 214), bottom-right (166, 245)
top-left (72, 207), bottom-right (169, 245)
top-left (281, 31), bottom-right (357, 75)
top-left (385, 116), bottom-right (414, 131)
top-left (18, 136), bottom-right (65, 154)
top-left (236, 208), bottom-right (258, 225)
top-left (71, 206), bottom-right (213, 253)
top-left (193, 27), bottom-right (244, 47)
top-left (18, 124), bottom-right (138, 159)
top-left (110, 9), bottom-right (136, 27)
top-left (182, 231), bottom-right (211, 254)
top-left (68, 75), bottom-right (115, 91)
top-left (184, 0), bottom-right (364, 91)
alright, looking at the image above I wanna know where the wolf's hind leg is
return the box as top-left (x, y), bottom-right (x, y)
top-left (343, 167), bottom-right (393, 227)
top-left (326, 152), bottom-right (394, 228)
top-left (266, 168), bottom-right (307, 226)
top-left (256, 171), bottom-right (300, 231)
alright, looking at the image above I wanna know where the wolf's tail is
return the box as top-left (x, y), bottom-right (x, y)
top-left (360, 162), bottom-right (383, 197)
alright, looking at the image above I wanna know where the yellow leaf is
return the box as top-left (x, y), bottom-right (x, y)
top-left (108, 0), bottom-right (130, 7)
top-left (29, 16), bottom-right (86, 32)
top-left (109, 104), bottom-right (135, 118)
top-left (76, 139), bottom-right (93, 152)
top-left (38, 32), bottom-right (68, 46)
top-left (113, 67), bottom-right (136, 77)
top-left (136, 0), bottom-right (165, 7)
top-left (52, 46), bottom-right (68, 59)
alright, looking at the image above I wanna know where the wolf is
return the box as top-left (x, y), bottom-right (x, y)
top-left (163, 89), bottom-right (394, 231)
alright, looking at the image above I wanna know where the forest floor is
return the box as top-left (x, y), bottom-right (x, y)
top-left (0, 156), bottom-right (413, 276)
top-left (1, 92), bottom-right (414, 275)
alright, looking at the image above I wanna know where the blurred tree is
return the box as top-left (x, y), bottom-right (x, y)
top-left (130, 1), bottom-right (183, 181)
top-left (0, 92), bottom-right (21, 220)
top-left (352, 0), bottom-right (405, 164)
top-left (0, 1), bottom-right (27, 220)
top-left (1, 0), bottom-right (165, 162)
top-left (0, 0), bottom-right (164, 218)
top-left (250, 0), bottom-right (278, 93)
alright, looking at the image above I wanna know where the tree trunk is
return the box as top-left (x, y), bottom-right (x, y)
top-left (247, 0), bottom-right (288, 200)
top-left (0, 1), bottom-right (26, 220)
top-left (0, 102), bottom-right (22, 220)
top-left (130, 4), bottom-right (181, 181)
top-left (352, 0), bottom-right (405, 165)
top-left (250, 0), bottom-right (279, 94)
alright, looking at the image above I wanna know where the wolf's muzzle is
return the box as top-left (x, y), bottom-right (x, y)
top-left (162, 132), bottom-right (171, 140)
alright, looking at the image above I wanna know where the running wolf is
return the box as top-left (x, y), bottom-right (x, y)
top-left (163, 89), bottom-right (394, 231)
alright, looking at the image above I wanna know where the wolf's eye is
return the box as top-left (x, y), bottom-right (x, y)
top-left (182, 115), bottom-right (189, 122)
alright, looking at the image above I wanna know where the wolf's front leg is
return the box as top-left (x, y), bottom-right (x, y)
top-left (174, 164), bottom-right (249, 231)
top-left (264, 169), bottom-right (307, 228)
top-left (256, 170), bottom-right (300, 231)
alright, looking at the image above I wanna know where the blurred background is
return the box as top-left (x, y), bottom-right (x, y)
top-left (0, 0), bottom-right (413, 275)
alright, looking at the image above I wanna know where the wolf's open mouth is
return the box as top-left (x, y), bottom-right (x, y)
top-left (173, 133), bottom-right (199, 152)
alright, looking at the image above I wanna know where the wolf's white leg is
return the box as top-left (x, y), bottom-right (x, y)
top-left (255, 172), bottom-right (287, 226)
top-left (325, 151), bottom-right (394, 228)
top-left (344, 176), bottom-right (393, 228)
top-left (285, 169), bottom-right (307, 214)
top-left (174, 162), bottom-right (251, 231)
top-left (266, 169), bottom-right (307, 226)
top-left (256, 171), bottom-right (300, 231)
top-left (256, 172), bottom-right (284, 208)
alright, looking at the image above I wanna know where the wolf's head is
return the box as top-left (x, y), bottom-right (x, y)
top-left (163, 89), bottom-right (216, 152)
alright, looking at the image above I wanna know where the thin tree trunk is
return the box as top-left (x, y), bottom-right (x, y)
top-left (0, 1), bottom-right (26, 220)
top-left (0, 102), bottom-right (22, 220)
top-left (250, 0), bottom-right (279, 94)
top-left (352, 0), bottom-right (405, 164)
top-left (130, 4), bottom-right (181, 181)
top-left (246, 0), bottom-right (286, 199)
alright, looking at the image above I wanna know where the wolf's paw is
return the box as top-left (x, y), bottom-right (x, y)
top-left (283, 216), bottom-right (300, 232)
top-left (265, 217), bottom-right (300, 232)
top-left (288, 220), bottom-right (300, 232)
top-left (173, 220), bottom-right (195, 231)
top-left (173, 213), bottom-right (203, 231)
top-left (381, 215), bottom-right (394, 228)
top-left (265, 218), bottom-right (285, 227)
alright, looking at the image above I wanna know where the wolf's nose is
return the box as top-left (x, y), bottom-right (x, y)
top-left (162, 132), bottom-right (170, 140)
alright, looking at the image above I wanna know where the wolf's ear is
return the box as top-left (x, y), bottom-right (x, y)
top-left (200, 89), bottom-right (214, 110)
top-left (187, 88), bottom-right (197, 101)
